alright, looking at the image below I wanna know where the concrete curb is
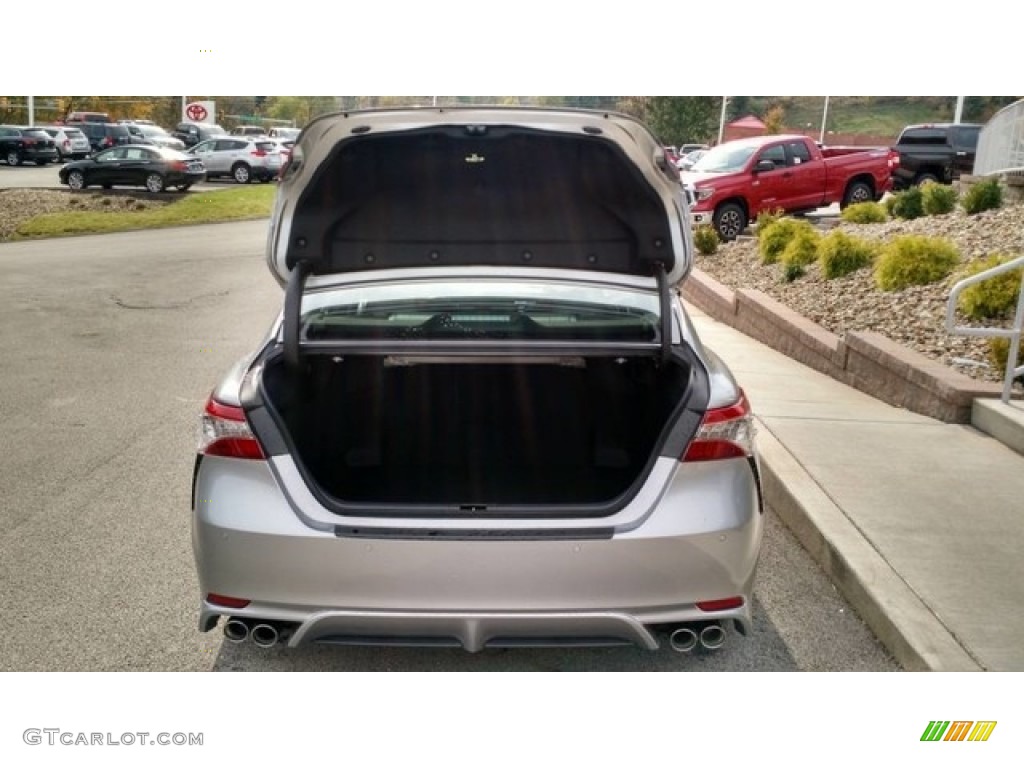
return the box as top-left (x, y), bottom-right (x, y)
top-left (756, 424), bottom-right (983, 671)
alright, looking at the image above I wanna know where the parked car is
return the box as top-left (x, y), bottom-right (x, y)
top-left (681, 134), bottom-right (895, 240)
top-left (191, 107), bottom-right (764, 654)
top-left (675, 148), bottom-right (707, 172)
top-left (125, 123), bottom-right (186, 151)
top-left (268, 127), bottom-right (300, 140)
top-left (187, 137), bottom-right (282, 183)
top-left (0, 125), bottom-right (59, 166)
top-left (77, 122), bottom-right (134, 152)
top-left (230, 125), bottom-right (268, 137)
top-left (38, 125), bottom-right (92, 161)
top-left (65, 111), bottom-right (112, 124)
top-left (890, 122), bottom-right (982, 190)
top-left (172, 122), bottom-right (228, 148)
top-left (58, 145), bottom-right (206, 193)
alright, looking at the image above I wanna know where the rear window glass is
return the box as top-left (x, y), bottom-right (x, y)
top-left (110, 126), bottom-right (131, 137)
top-left (23, 129), bottom-right (50, 139)
top-left (65, 128), bottom-right (85, 137)
top-left (299, 280), bottom-right (661, 343)
top-left (899, 129), bottom-right (948, 145)
top-left (255, 141), bottom-right (277, 151)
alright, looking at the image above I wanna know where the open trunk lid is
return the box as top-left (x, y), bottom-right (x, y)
top-left (266, 107), bottom-right (692, 287)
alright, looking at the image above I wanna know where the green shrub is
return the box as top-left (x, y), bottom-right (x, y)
top-left (962, 178), bottom-right (1003, 215)
top-left (874, 235), bottom-right (960, 291)
top-left (782, 262), bottom-right (806, 282)
top-left (754, 208), bottom-right (785, 242)
top-left (956, 255), bottom-right (1023, 319)
top-left (780, 229), bottom-right (821, 270)
top-left (758, 218), bottom-right (815, 265)
top-left (921, 182), bottom-right (957, 215)
top-left (987, 337), bottom-right (1010, 372)
top-left (890, 187), bottom-right (924, 220)
top-left (693, 225), bottom-right (720, 255)
top-left (818, 231), bottom-right (878, 279)
top-left (883, 195), bottom-right (899, 217)
top-left (840, 201), bottom-right (887, 224)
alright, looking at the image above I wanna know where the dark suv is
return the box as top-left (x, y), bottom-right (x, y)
top-left (0, 125), bottom-right (59, 166)
top-left (891, 123), bottom-right (982, 189)
top-left (172, 122), bottom-right (228, 148)
top-left (78, 122), bottom-right (135, 153)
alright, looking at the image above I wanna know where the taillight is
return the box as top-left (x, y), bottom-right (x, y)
top-left (170, 160), bottom-right (187, 172)
top-left (23, 138), bottom-right (36, 146)
top-left (697, 596), bottom-right (745, 612)
top-left (199, 396), bottom-right (265, 459)
top-left (206, 593), bottom-right (251, 609)
top-left (251, 149), bottom-right (267, 157)
top-left (682, 391), bottom-right (755, 462)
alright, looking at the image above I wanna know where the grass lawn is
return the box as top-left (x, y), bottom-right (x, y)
top-left (15, 185), bottom-right (276, 239)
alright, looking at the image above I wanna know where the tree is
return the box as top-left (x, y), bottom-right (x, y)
top-left (638, 97), bottom-right (717, 145)
top-left (727, 96), bottom-right (750, 121)
top-left (763, 105), bottom-right (785, 134)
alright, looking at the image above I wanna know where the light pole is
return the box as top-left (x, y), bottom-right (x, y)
top-left (954, 96), bottom-right (965, 123)
top-left (717, 97), bottom-right (728, 145)
top-left (819, 95), bottom-right (830, 143)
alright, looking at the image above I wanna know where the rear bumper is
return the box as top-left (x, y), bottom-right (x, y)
top-left (192, 455), bottom-right (763, 650)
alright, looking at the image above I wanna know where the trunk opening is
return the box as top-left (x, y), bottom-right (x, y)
top-left (260, 353), bottom-right (693, 511)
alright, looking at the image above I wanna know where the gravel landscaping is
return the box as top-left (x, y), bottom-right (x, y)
top-left (693, 203), bottom-right (1024, 387)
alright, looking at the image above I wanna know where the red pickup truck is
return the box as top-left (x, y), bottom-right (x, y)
top-left (680, 134), bottom-right (896, 240)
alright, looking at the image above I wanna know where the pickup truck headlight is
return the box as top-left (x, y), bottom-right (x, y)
top-left (696, 187), bottom-right (715, 202)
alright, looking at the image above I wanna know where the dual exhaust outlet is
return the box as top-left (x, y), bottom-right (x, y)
top-left (668, 623), bottom-right (726, 652)
top-left (223, 618), bottom-right (291, 648)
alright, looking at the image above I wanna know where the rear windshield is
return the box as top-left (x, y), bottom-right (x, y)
top-left (65, 128), bottom-right (85, 137)
top-left (299, 280), bottom-right (661, 342)
top-left (898, 129), bottom-right (948, 145)
top-left (23, 129), bottom-right (50, 139)
top-left (110, 125), bottom-right (131, 137)
top-left (255, 141), bottom-right (277, 152)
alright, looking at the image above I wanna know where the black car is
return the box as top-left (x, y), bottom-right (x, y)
top-left (171, 121), bottom-right (228, 148)
top-left (0, 125), bottom-right (59, 166)
top-left (891, 123), bottom-right (982, 189)
top-left (58, 145), bottom-right (207, 193)
top-left (77, 122), bottom-right (135, 153)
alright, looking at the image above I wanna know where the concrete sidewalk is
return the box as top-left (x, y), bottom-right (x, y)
top-left (687, 303), bottom-right (1024, 671)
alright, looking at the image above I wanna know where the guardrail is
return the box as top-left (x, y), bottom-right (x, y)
top-left (946, 255), bottom-right (1024, 403)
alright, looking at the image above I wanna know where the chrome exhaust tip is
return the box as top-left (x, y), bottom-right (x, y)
top-left (668, 627), bottom-right (699, 653)
top-left (223, 618), bottom-right (250, 644)
top-left (251, 623), bottom-right (280, 648)
top-left (699, 623), bottom-right (726, 650)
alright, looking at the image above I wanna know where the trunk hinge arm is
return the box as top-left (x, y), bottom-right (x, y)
top-left (283, 260), bottom-right (312, 369)
top-left (654, 261), bottom-right (672, 364)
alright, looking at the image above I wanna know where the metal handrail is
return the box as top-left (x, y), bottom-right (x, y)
top-left (946, 255), bottom-right (1024, 403)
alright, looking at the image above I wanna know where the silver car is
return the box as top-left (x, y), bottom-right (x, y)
top-left (192, 107), bottom-right (764, 654)
top-left (39, 125), bottom-right (91, 161)
top-left (188, 136), bottom-right (282, 183)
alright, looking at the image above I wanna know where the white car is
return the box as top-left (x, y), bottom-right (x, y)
top-left (187, 137), bottom-right (282, 183)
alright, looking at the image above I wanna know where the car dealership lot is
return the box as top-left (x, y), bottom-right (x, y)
top-left (0, 221), bottom-right (897, 671)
